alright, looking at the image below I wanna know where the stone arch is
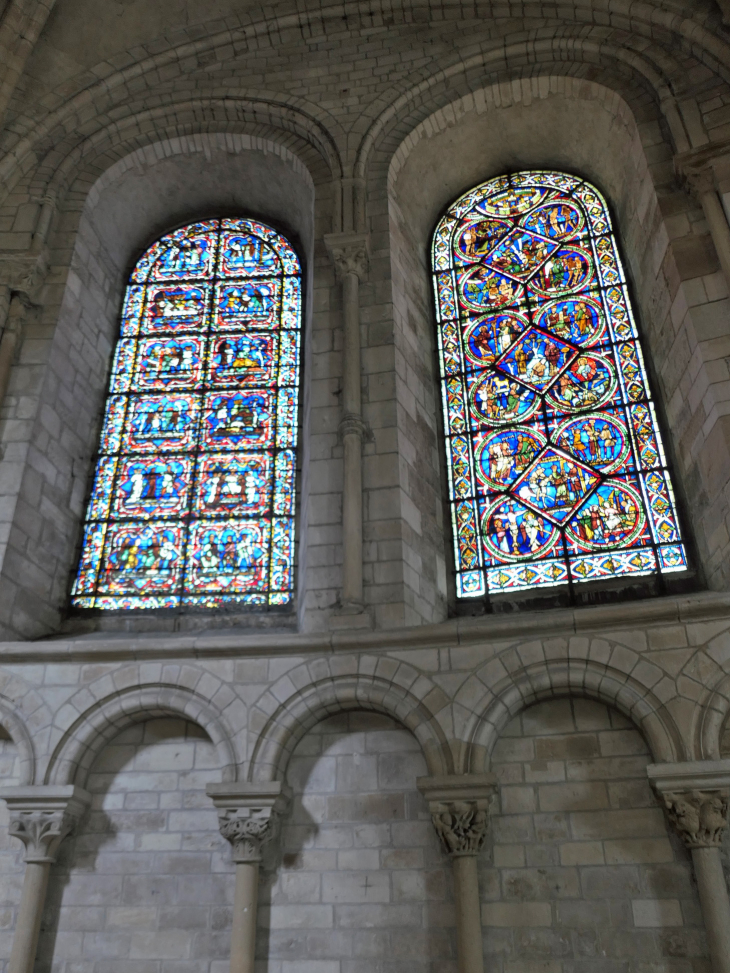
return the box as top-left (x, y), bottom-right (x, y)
top-left (0, 695), bottom-right (34, 786)
top-left (45, 683), bottom-right (239, 788)
top-left (456, 642), bottom-right (683, 773)
top-left (247, 655), bottom-right (453, 782)
top-left (355, 33), bottom-right (685, 181)
top-left (0, 127), bottom-right (321, 637)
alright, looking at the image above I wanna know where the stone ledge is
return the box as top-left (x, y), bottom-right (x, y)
top-left (0, 590), bottom-right (728, 662)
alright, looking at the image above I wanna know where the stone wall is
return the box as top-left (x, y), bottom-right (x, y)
top-left (487, 699), bottom-right (705, 973)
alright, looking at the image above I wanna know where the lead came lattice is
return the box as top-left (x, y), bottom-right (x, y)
top-left (432, 171), bottom-right (687, 598)
top-left (72, 218), bottom-right (302, 609)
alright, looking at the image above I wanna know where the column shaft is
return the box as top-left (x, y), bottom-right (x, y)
top-left (8, 861), bottom-right (50, 973)
top-left (699, 188), bottom-right (730, 292)
top-left (340, 269), bottom-right (363, 607)
top-left (692, 846), bottom-right (730, 973)
top-left (452, 855), bottom-right (485, 973)
top-left (230, 861), bottom-right (259, 973)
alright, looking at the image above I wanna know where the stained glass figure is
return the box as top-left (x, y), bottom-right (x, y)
top-left (72, 218), bottom-right (302, 609)
top-left (432, 171), bottom-right (687, 598)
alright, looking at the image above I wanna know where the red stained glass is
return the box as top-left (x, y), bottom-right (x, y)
top-left (433, 171), bottom-right (687, 597)
top-left (72, 219), bottom-right (302, 609)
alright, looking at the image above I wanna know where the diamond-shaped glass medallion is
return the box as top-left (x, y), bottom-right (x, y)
top-left (512, 447), bottom-right (600, 524)
top-left (483, 228), bottom-right (561, 281)
top-left (497, 328), bottom-right (578, 391)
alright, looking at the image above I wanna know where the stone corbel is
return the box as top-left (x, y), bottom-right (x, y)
top-left (207, 782), bottom-right (288, 864)
top-left (0, 785), bottom-right (90, 863)
top-left (323, 232), bottom-right (369, 282)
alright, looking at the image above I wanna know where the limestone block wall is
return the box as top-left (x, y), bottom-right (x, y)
top-left (262, 712), bottom-right (451, 973)
top-left (35, 718), bottom-right (231, 973)
top-left (487, 699), bottom-right (704, 973)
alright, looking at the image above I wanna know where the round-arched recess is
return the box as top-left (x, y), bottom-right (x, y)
top-left (384, 78), bottom-right (712, 619)
top-left (29, 133), bottom-right (317, 634)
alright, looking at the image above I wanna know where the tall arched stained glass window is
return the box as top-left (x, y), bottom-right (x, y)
top-left (72, 218), bottom-right (302, 609)
top-left (432, 171), bottom-right (687, 599)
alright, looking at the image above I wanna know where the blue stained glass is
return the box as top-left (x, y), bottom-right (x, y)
top-left (433, 171), bottom-right (687, 596)
top-left (72, 218), bottom-right (302, 609)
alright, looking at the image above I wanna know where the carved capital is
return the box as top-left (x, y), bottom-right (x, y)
top-left (207, 782), bottom-right (288, 865)
top-left (430, 799), bottom-right (492, 856)
top-left (0, 786), bottom-right (90, 863)
top-left (662, 790), bottom-right (729, 848)
top-left (218, 807), bottom-right (278, 863)
top-left (324, 232), bottom-right (370, 282)
top-left (683, 165), bottom-right (718, 200)
top-left (648, 760), bottom-right (730, 849)
top-left (338, 411), bottom-right (374, 443)
top-left (417, 774), bottom-right (497, 858)
top-left (0, 248), bottom-right (48, 302)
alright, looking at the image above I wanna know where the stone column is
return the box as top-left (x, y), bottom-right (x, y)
top-left (323, 232), bottom-right (371, 614)
top-left (0, 785), bottom-right (90, 973)
top-left (418, 774), bottom-right (496, 973)
top-left (649, 761), bottom-right (730, 973)
top-left (683, 165), bottom-right (730, 294)
top-left (0, 249), bottom-right (47, 409)
top-left (207, 782), bottom-right (287, 973)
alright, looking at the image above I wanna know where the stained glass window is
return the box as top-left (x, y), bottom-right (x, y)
top-left (72, 218), bottom-right (302, 609)
top-left (432, 171), bottom-right (687, 599)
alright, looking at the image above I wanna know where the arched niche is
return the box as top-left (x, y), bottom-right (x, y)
top-left (12, 132), bottom-right (318, 637)
top-left (386, 77), bottom-right (709, 617)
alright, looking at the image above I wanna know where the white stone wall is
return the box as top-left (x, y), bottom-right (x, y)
top-left (36, 718), bottom-right (231, 973)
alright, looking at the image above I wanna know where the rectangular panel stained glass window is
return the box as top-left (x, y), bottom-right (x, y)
top-left (432, 171), bottom-right (687, 599)
top-left (72, 218), bottom-right (302, 609)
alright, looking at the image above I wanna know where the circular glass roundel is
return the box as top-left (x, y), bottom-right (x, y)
top-left (565, 480), bottom-right (644, 550)
top-left (554, 413), bottom-right (629, 474)
top-left (482, 496), bottom-right (560, 561)
top-left (463, 313), bottom-right (528, 367)
top-left (535, 297), bottom-right (606, 346)
top-left (521, 201), bottom-right (585, 240)
top-left (546, 354), bottom-right (616, 413)
top-left (528, 246), bottom-right (593, 297)
top-left (455, 218), bottom-right (510, 263)
top-left (474, 425), bottom-right (547, 490)
top-left (470, 373), bottom-right (539, 426)
top-left (460, 266), bottom-right (522, 310)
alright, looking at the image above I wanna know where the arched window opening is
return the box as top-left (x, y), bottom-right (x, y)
top-left (72, 218), bottom-right (302, 610)
top-left (432, 171), bottom-right (687, 600)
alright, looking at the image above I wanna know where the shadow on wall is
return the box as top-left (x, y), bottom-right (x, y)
top-left (34, 718), bottom-right (231, 973)
top-left (260, 711), bottom-right (457, 972)
top-left (484, 698), bottom-right (705, 970)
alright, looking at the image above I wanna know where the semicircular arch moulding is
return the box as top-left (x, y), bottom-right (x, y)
top-left (355, 32), bottom-right (692, 184)
top-left (0, 695), bottom-right (35, 786)
top-left (45, 683), bottom-right (240, 789)
top-left (247, 655), bottom-right (455, 783)
top-left (456, 639), bottom-right (684, 774)
top-left (2, 96), bottom-right (342, 209)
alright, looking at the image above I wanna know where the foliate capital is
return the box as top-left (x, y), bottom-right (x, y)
top-left (218, 807), bottom-right (278, 863)
top-left (207, 782), bottom-right (288, 865)
top-left (662, 790), bottom-right (729, 849)
top-left (0, 248), bottom-right (48, 302)
top-left (648, 761), bottom-right (730, 849)
top-left (0, 786), bottom-right (90, 864)
top-left (324, 232), bottom-right (370, 282)
top-left (417, 774), bottom-right (497, 858)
